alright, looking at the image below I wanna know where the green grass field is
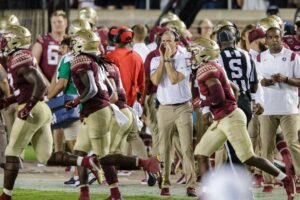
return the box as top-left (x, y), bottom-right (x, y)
top-left (8, 146), bottom-right (298, 200)
top-left (3, 189), bottom-right (192, 200)
top-left (4, 188), bottom-right (300, 200)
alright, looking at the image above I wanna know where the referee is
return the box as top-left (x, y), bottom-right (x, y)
top-left (217, 29), bottom-right (258, 124)
top-left (217, 28), bottom-right (258, 166)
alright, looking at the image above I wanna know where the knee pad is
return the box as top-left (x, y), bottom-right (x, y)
top-left (5, 156), bottom-right (20, 170)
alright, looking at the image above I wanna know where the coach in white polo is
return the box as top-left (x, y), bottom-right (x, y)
top-left (256, 26), bottom-right (300, 189)
top-left (150, 30), bottom-right (196, 197)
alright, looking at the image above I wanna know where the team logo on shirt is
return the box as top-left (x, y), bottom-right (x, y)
top-left (282, 57), bottom-right (287, 61)
top-left (287, 38), bottom-right (294, 45)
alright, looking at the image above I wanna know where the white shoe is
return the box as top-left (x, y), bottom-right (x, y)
top-left (117, 170), bottom-right (132, 176)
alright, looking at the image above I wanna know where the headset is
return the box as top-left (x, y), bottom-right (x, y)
top-left (170, 29), bottom-right (180, 42)
top-left (216, 24), bottom-right (240, 44)
top-left (113, 28), bottom-right (134, 44)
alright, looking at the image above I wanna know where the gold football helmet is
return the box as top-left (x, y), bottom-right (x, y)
top-left (164, 20), bottom-right (187, 32)
top-left (257, 17), bottom-right (280, 31)
top-left (72, 29), bottom-right (100, 55)
top-left (5, 15), bottom-right (20, 26)
top-left (2, 25), bottom-right (31, 56)
top-left (69, 19), bottom-right (92, 36)
top-left (190, 37), bottom-right (220, 66)
top-left (159, 12), bottom-right (180, 26)
top-left (213, 20), bottom-right (234, 34)
top-left (78, 7), bottom-right (97, 26)
top-left (268, 15), bottom-right (284, 30)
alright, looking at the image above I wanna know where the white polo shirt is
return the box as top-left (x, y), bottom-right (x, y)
top-left (150, 49), bottom-right (192, 105)
top-left (133, 43), bottom-right (150, 63)
top-left (255, 48), bottom-right (300, 115)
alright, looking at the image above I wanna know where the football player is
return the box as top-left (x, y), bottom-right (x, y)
top-left (31, 10), bottom-right (68, 155)
top-left (0, 25), bottom-right (99, 200)
top-left (78, 7), bottom-right (108, 54)
top-left (192, 37), bottom-right (296, 200)
top-left (47, 18), bottom-right (92, 186)
top-left (66, 29), bottom-right (160, 200)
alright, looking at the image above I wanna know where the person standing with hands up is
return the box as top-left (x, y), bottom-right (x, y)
top-left (150, 30), bottom-right (197, 197)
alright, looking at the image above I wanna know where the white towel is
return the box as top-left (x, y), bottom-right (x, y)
top-left (110, 104), bottom-right (129, 126)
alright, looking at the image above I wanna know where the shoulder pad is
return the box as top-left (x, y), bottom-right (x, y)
top-left (196, 63), bottom-right (219, 81)
top-left (10, 51), bottom-right (32, 70)
top-left (72, 55), bottom-right (92, 68)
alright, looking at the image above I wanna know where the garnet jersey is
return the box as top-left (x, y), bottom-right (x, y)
top-left (95, 28), bottom-right (108, 54)
top-left (7, 49), bottom-right (41, 104)
top-left (36, 34), bottom-right (62, 81)
top-left (196, 61), bottom-right (237, 120)
top-left (71, 54), bottom-right (110, 117)
top-left (283, 35), bottom-right (300, 54)
top-left (106, 64), bottom-right (128, 109)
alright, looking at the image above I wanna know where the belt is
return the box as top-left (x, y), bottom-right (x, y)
top-left (164, 101), bottom-right (189, 106)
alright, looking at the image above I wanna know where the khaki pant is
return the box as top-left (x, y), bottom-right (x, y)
top-left (0, 114), bottom-right (7, 164)
top-left (195, 108), bottom-right (255, 163)
top-left (109, 107), bottom-right (133, 154)
top-left (157, 102), bottom-right (196, 189)
top-left (74, 106), bottom-right (112, 158)
top-left (144, 94), bottom-right (159, 156)
top-left (260, 114), bottom-right (300, 184)
top-left (194, 109), bottom-right (210, 145)
top-left (1, 103), bottom-right (17, 137)
top-left (248, 114), bottom-right (261, 153)
top-left (5, 102), bottom-right (53, 164)
top-left (123, 108), bottom-right (147, 158)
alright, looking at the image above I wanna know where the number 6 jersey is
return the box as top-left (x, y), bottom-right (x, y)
top-left (36, 34), bottom-right (62, 81)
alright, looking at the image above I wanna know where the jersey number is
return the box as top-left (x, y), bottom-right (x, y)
top-left (228, 59), bottom-right (243, 79)
top-left (47, 45), bottom-right (59, 65)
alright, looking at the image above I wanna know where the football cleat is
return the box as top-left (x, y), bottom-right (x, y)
top-left (160, 188), bottom-right (171, 196)
top-left (262, 185), bottom-right (273, 193)
top-left (282, 176), bottom-right (296, 200)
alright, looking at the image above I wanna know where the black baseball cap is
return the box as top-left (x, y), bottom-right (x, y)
top-left (267, 5), bottom-right (279, 16)
top-left (217, 29), bottom-right (235, 43)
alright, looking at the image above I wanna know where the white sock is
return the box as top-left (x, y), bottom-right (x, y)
top-left (79, 184), bottom-right (89, 188)
top-left (3, 188), bottom-right (12, 196)
top-left (74, 175), bottom-right (79, 179)
top-left (276, 171), bottom-right (287, 181)
top-left (77, 157), bottom-right (84, 166)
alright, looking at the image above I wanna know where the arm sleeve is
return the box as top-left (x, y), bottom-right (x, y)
top-left (201, 84), bottom-right (226, 107)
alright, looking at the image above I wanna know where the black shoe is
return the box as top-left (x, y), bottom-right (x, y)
top-left (187, 187), bottom-right (197, 197)
top-left (0, 162), bottom-right (4, 169)
top-left (147, 172), bottom-right (157, 186)
top-left (64, 177), bottom-right (76, 185)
